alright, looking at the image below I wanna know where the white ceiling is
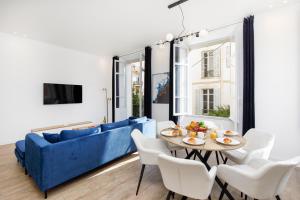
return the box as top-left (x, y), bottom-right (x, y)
top-left (0, 0), bottom-right (299, 56)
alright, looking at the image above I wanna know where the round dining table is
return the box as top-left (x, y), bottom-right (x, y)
top-left (159, 129), bottom-right (247, 200)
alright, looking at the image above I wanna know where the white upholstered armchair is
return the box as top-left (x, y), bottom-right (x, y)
top-left (223, 128), bottom-right (275, 164)
top-left (131, 129), bottom-right (171, 195)
top-left (217, 157), bottom-right (300, 200)
top-left (158, 154), bottom-right (217, 200)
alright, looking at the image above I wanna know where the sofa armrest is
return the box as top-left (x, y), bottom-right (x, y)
top-left (25, 133), bottom-right (50, 191)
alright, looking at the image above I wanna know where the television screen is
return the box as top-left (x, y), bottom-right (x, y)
top-left (43, 83), bottom-right (82, 105)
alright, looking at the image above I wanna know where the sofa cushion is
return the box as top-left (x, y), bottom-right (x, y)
top-left (129, 116), bottom-right (147, 124)
top-left (60, 127), bottom-right (100, 141)
top-left (101, 119), bottom-right (129, 131)
top-left (15, 140), bottom-right (25, 159)
top-left (43, 133), bottom-right (61, 143)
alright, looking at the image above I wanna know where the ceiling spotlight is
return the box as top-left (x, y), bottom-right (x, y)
top-left (268, 4), bottom-right (273, 8)
top-left (158, 40), bottom-right (165, 48)
top-left (179, 37), bottom-right (183, 42)
top-left (166, 33), bottom-right (174, 42)
top-left (199, 29), bottom-right (209, 37)
top-left (282, 0), bottom-right (288, 4)
top-left (13, 32), bottom-right (17, 35)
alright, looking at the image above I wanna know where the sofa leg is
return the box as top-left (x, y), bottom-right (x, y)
top-left (44, 191), bottom-right (47, 199)
top-left (25, 168), bottom-right (28, 175)
top-left (136, 164), bottom-right (145, 195)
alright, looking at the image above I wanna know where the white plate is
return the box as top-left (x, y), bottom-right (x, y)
top-left (223, 130), bottom-right (239, 136)
top-left (216, 137), bottom-right (240, 146)
top-left (183, 137), bottom-right (205, 146)
top-left (160, 129), bottom-right (177, 137)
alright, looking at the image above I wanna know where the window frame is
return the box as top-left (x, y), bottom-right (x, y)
top-left (173, 44), bottom-right (189, 116)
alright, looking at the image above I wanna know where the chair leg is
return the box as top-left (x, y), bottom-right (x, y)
top-left (136, 164), bottom-right (146, 195)
top-left (174, 150), bottom-right (177, 157)
top-left (224, 157), bottom-right (228, 164)
top-left (245, 194), bottom-right (248, 200)
top-left (193, 154), bottom-right (196, 160)
top-left (215, 151), bottom-right (220, 165)
top-left (185, 148), bottom-right (189, 156)
top-left (181, 196), bottom-right (187, 200)
top-left (44, 191), bottom-right (47, 199)
top-left (25, 168), bottom-right (28, 175)
top-left (172, 192), bottom-right (175, 198)
top-left (276, 195), bottom-right (281, 200)
top-left (219, 182), bottom-right (228, 200)
top-left (208, 195), bottom-right (211, 200)
top-left (241, 192), bottom-right (243, 198)
top-left (166, 191), bottom-right (172, 200)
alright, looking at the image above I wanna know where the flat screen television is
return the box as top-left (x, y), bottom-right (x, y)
top-left (43, 83), bottom-right (82, 105)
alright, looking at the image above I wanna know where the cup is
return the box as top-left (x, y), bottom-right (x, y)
top-left (216, 130), bottom-right (224, 138)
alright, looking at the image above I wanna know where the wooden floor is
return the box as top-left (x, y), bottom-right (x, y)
top-left (0, 144), bottom-right (299, 200)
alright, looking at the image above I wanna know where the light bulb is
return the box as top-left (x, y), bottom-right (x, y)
top-left (166, 33), bottom-right (174, 42)
top-left (199, 29), bottom-right (209, 37)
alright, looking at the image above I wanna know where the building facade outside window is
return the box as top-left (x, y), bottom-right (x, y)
top-left (190, 41), bottom-right (235, 118)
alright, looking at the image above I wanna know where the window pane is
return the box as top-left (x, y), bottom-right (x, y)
top-left (116, 63), bottom-right (119, 73)
top-left (175, 65), bottom-right (187, 97)
top-left (175, 98), bottom-right (187, 114)
top-left (116, 74), bottom-right (119, 96)
top-left (175, 66), bottom-right (181, 96)
top-left (175, 47), bottom-right (188, 64)
top-left (116, 97), bottom-right (119, 108)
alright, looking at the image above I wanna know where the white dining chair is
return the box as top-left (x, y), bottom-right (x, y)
top-left (223, 128), bottom-right (275, 164)
top-left (157, 121), bottom-right (188, 157)
top-left (131, 129), bottom-right (171, 195)
top-left (217, 156), bottom-right (300, 200)
top-left (158, 154), bottom-right (217, 200)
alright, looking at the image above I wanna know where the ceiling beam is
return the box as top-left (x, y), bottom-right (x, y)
top-left (168, 0), bottom-right (190, 9)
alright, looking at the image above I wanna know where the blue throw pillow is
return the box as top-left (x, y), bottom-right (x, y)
top-left (101, 119), bottom-right (129, 131)
top-left (60, 127), bottom-right (99, 141)
top-left (129, 116), bottom-right (147, 124)
top-left (43, 133), bottom-right (60, 143)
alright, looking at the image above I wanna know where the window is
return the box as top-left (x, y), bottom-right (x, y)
top-left (190, 41), bottom-right (235, 118)
top-left (173, 44), bottom-right (189, 115)
top-left (173, 40), bottom-right (236, 118)
top-left (202, 89), bottom-right (214, 114)
top-left (201, 49), bottom-right (220, 78)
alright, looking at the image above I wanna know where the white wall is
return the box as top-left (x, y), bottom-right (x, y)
top-left (0, 32), bottom-right (112, 145)
top-left (151, 45), bottom-right (170, 121)
top-left (255, 4), bottom-right (300, 160)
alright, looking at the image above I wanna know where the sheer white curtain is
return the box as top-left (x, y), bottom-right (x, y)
top-left (232, 24), bottom-right (244, 133)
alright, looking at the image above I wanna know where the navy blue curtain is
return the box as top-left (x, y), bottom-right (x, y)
top-left (144, 46), bottom-right (152, 118)
top-left (112, 56), bottom-right (119, 122)
top-left (242, 15), bottom-right (255, 134)
top-left (169, 41), bottom-right (178, 124)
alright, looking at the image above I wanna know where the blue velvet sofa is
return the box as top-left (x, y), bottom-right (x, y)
top-left (23, 117), bottom-right (155, 198)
